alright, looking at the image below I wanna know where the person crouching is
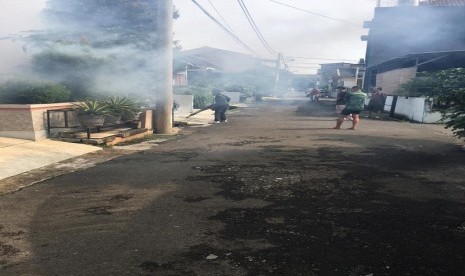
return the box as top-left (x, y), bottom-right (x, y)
top-left (212, 88), bottom-right (231, 123)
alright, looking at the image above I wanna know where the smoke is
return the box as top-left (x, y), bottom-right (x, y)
top-left (367, 6), bottom-right (465, 67)
top-left (173, 0), bottom-right (375, 73)
top-left (1, 0), bottom-right (165, 106)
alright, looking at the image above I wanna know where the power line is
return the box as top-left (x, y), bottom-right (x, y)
top-left (238, 0), bottom-right (275, 54)
top-left (287, 65), bottom-right (321, 69)
top-left (289, 62), bottom-right (325, 65)
top-left (207, 0), bottom-right (236, 35)
top-left (266, 0), bottom-right (362, 27)
top-left (288, 56), bottom-right (358, 62)
top-left (190, 0), bottom-right (259, 56)
top-left (237, 0), bottom-right (276, 55)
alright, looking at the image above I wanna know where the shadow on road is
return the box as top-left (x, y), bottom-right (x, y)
top-left (2, 100), bottom-right (465, 276)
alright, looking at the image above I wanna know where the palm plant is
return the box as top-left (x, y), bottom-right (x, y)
top-left (73, 99), bottom-right (108, 127)
top-left (73, 98), bottom-right (108, 115)
top-left (104, 95), bottom-right (142, 120)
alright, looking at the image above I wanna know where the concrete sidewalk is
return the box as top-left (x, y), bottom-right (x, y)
top-left (0, 137), bottom-right (102, 181)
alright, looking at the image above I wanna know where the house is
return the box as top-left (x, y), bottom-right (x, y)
top-left (173, 47), bottom-right (274, 87)
top-left (362, 2), bottom-right (465, 93)
top-left (318, 62), bottom-right (366, 96)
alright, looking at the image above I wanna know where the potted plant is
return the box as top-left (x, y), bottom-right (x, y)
top-left (109, 96), bottom-right (142, 121)
top-left (103, 95), bottom-right (132, 124)
top-left (73, 99), bottom-right (108, 127)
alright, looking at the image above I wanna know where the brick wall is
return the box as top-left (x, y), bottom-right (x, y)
top-left (376, 67), bottom-right (417, 95)
top-left (0, 103), bottom-right (76, 140)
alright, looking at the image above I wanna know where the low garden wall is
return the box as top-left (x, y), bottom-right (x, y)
top-left (0, 103), bottom-right (77, 140)
top-left (384, 96), bottom-right (443, 123)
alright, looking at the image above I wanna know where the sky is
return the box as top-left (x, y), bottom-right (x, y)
top-left (0, 0), bottom-right (46, 74)
top-left (173, 0), bottom-right (378, 73)
top-left (0, 0), bottom-right (378, 75)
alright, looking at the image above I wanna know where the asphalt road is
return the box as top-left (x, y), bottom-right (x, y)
top-left (1, 99), bottom-right (465, 276)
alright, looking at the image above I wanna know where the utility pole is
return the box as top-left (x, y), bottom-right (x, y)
top-left (155, 0), bottom-right (173, 134)
top-left (274, 52), bottom-right (282, 97)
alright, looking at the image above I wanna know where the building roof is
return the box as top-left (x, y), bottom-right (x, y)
top-left (319, 63), bottom-right (365, 78)
top-left (367, 50), bottom-right (465, 72)
top-left (420, 0), bottom-right (465, 5)
top-left (177, 47), bottom-right (267, 73)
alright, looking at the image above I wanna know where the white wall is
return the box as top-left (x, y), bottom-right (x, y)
top-left (222, 92), bottom-right (241, 104)
top-left (342, 77), bottom-right (357, 89)
top-left (173, 94), bottom-right (194, 113)
top-left (385, 96), bottom-right (443, 123)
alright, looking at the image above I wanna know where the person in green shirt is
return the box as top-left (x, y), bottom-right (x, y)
top-left (333, 86), bottom-right (367, 130)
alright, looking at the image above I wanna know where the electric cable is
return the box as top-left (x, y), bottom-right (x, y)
top-left (190, 0), bottom-right (259, 56)
top-left (238, 0), bottom-right (275, 54)
top-left (237, 0), bottom-right (276, 55)
top-left (266, 0), bottom-right (362, 27)
top-left (207, 0), bottom-right (236, 35)
top-left (288, 56), bottom-right (358, 62)
top-left (287, 65), bottom-right (321, 69)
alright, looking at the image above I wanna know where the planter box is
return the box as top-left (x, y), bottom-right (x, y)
top-left (78, 114), bottom-right (106, 127)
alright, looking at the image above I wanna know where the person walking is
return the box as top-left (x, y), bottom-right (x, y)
top-left (212, 88), bottom-right (230, 123)
top-left (333, 86), bottom-right (367, 130)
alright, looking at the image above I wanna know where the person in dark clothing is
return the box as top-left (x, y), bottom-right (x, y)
top-left (336, 87), bottom-right (347, 110)
top-left (367, 87), bottom-right (386, 118)
top-left (212, 89), bottom-right (230, 123)
top-left (336, 86), bottom-right (352, 121)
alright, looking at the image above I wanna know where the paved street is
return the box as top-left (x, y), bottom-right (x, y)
top-left (1, 99), bottom-right (465, 276)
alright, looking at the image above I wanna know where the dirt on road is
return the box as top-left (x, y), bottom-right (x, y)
top-left (1, 99), bottom-right (465, 276)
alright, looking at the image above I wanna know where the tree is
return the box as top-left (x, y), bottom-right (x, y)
top-left (26, 0), bottom-right (179, 98)
top-left (398, 68), bottom-right (465, 139)
top-left (0, 80), bottom-right (71, 104)
top-left (37, 0), bottom-right (167, 49)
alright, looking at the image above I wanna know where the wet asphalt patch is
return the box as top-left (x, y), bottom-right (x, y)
top-left (182, 145), bottom-right (465, 276)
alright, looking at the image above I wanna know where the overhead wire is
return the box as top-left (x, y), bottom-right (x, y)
top-left (288, 56), bottom-right (358, 62)
top-left (190, 0), bottom-right (259, 56)
top-left (190, 0), bottom-right (360, 71)
top-left (206, 0), bottom-right (236, 35)
top-left (266, 0), bottom-right (362, 27)
top-left (287, 65), bottom-right (321, 69)
top-left (237, 0), bottom-right (276, 55)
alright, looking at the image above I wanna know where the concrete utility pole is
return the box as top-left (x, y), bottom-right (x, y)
top-left (274, 52), bottom-right (282, 97)
top-left (155, 0), bottom-right (173, 134)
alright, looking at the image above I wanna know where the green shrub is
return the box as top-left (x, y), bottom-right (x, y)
top-left (0, 80), bottom-right (71, 104)
top-left (31, 50), bottom-right (107, 99)
top-left (186, 86), bottom-right (214, 109)
top-left (398, 68), bottom-right (465, 139)
top-left (223, 84), bottom-right (255, 97)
